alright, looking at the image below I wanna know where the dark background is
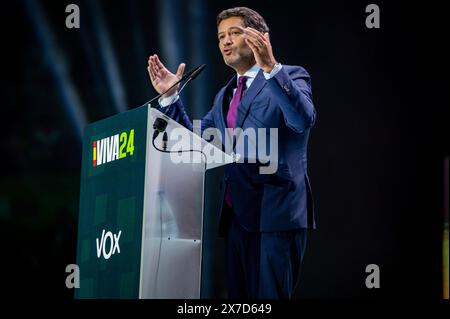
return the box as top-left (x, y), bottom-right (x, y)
top-left (0, 0), bottom-right (448, 299)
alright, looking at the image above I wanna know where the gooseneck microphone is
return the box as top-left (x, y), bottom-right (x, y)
top-left (187, 64), bottom-right (206, 81)
top-left (150, 63), bottom-right (206, 150)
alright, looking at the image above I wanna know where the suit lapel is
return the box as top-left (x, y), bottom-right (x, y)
top-left (218, 74), bottom-right (237, 128)
top-left (235, 69), bottom-right (267, 129)
top-left (216, 75), bottom-right (237, 151)
top-left (216, 70), bottom-right (266, 152)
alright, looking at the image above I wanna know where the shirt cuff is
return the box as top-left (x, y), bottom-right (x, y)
top-left (159, 93), bottom-right (179, 107)
top-left (263, 63), bottom-right (282, 80)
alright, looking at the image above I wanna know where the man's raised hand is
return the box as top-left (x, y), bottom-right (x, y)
top-left (147, 54), bottom-right (185, 98)
top-left (243, 27), bottom-right (277, 74)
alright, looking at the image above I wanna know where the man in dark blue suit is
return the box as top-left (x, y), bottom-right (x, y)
top-left (147, 7), bottom-right (316, 298)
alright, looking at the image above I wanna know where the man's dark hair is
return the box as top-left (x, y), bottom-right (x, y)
top-left (217, 7), bottom-right (269, 33)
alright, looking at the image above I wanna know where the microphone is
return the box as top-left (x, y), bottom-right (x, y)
top-left (180, 63), bottom-right (205, 82)
top-left (150, 63), bottom-right (206, 146)
top-left (185, 64), bottom-right (206, 81)
top-left (146, 64), bottom-right (206, 107)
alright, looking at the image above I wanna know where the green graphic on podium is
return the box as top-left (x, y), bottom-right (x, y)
top-left (76, 105), bottom-right (232, 298)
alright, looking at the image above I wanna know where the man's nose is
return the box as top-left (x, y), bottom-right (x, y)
top-left (223, 35), bottom-right (232, 46)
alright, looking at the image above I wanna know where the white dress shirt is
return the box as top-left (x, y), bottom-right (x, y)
top-left (159, 63), bottom-right (283, 107)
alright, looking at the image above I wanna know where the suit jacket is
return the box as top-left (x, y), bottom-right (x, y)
top-left (159, 65), bottom-right (316, 232)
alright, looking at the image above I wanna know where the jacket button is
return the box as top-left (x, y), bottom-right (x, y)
top-left (283, 84), bottom-right (290, 93)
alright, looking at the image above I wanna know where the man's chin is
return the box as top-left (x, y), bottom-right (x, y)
top-left (224, 56), bottom-right (239, 68)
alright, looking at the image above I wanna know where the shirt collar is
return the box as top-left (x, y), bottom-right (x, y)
top-left (237, 64), bottom-right (260, 83)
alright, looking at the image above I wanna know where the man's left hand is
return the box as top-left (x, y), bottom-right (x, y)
top-left (244, 27), bottom-right (278, 73)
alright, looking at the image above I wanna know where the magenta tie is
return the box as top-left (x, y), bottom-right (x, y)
top-left (224, 76), bottom-right (247, 207)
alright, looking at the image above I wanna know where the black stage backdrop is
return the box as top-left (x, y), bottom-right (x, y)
top-left (0, 0), bottom-right (448, 300)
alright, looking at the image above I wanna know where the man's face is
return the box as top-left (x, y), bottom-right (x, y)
top-left (218, 17), bottom-right (254, 69)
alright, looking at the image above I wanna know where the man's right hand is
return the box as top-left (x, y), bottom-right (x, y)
top-left (147, 54), bottom-right (185, 98)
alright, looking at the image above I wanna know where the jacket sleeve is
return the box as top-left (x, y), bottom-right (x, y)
top-left (266, 66), bottom-right (316, 133)
top-left (156, 98), bottom-right (215, 134)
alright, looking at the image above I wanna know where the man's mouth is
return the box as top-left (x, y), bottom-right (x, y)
top-left (223, 48), bottom-right (233, 55)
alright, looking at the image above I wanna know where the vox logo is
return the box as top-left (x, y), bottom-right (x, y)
top-left (93, 129), bottom-right (135, 167)
top-left (96, 229), bottom-right (122, 259)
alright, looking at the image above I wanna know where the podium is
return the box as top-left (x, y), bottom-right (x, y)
top-left (75, 105), bottom-right (233, 298)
